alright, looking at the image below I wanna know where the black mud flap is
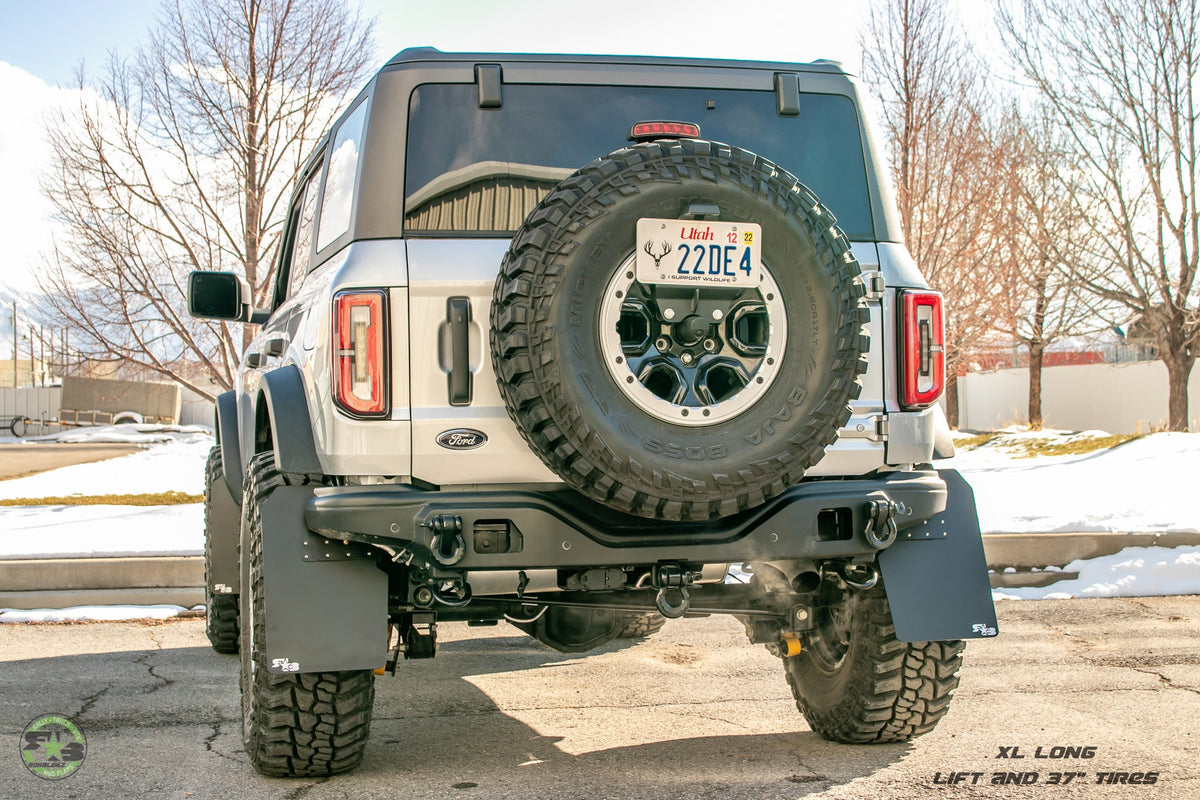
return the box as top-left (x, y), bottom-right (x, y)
top-left (206, 469), bottom-right (241, 594)
top-left (877, 469), bottom-right (998, 642)
top-left (259, 485), bottom-right (389, 674)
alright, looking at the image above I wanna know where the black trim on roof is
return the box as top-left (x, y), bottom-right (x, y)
top-left (385, 47), bottom-right (849, 76)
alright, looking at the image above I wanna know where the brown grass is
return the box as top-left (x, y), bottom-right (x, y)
top-left (954, 433), bottom-right (999, 450)
top-left (0, 491), bottom-right (203, 507)
top-left (1007, 434), bottom-right (1141, 459)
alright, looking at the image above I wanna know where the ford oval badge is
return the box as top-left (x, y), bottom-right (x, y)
top-left (436, 429), bottom-right (488, 450)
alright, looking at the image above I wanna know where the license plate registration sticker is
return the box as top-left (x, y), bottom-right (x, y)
top-left (635, 218), bottom-right (762, 288)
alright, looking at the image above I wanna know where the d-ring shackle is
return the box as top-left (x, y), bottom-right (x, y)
top-left (655, 586), bottom-right (691, 618)
top-left (864, 498), bottom-right (899, 550)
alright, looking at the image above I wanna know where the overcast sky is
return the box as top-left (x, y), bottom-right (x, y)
top-left (0, 0), bottom-right (999, 295)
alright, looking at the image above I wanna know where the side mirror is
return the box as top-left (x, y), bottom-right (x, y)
top-left (188, 271), bottom-right (254, 321)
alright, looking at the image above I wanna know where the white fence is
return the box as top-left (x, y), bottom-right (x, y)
top-left (179, 389), bottom-right (215, 427)
top-left (0, 388), bottom-right (61, 429)
top-left (958, 361), bottom-right (1200, 433)
top-left (0, 386), bottom-right (215, 433)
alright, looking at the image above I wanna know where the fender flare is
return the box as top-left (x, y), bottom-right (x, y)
top-left (258, 365), bottom-right (323, 476)
top-left (216, 391), bottom-right (243, 502)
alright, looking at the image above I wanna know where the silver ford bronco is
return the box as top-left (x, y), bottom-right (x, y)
top-left (189, 47), bottom-right (997, 777)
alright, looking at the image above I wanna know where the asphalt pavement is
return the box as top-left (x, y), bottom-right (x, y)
top-left (0, 442), bottom-right (143, 481)
top-left (0, 596), bottom-right (1197, 799)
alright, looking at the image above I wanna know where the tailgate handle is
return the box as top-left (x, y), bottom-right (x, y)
top-left (447, 297), bottom-right (472, 406)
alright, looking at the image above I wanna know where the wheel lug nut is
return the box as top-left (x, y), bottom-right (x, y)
top-left (655, 337), bottom-right (670, 351)
top-left (703, 339), bottom-right (717, 352)
top-left (712, 309), bottom-right (724, 321)
top-left (663, 308), bottom-right (677, 320)
top-left (681, 352), bottom-right (694, 365)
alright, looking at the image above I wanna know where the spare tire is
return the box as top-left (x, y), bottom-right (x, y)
top-left (491, 139), bottom-right (868, 521)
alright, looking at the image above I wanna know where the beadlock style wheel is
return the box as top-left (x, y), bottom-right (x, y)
top-left (598, 253), bottom-right (788, 426)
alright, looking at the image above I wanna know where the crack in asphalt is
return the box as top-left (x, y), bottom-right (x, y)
top-left (131, 631), bottom-right (175, 693)
top-left (1049, 622), bottom-right (1200, 696)
top-left (284, 777), bottom-right (329, 799)
top-left (62, 716), bottom-right (239, 733)
top-left (203, 721), bottom-right (221, 751)
top-left (971, 687), bottom-right (1178, 696)
top-left (132, 652), bottom-right (176, 693)
top-left (1117, 597), bottom-right (1193, 622)
top-left (683, 709), bottom-right (761, 733)
top-left (77, 684), bottom-right (113, 720)
top-left (1132, 667), bottom-right (1200, 697)
top-left (372, 696), bottom-right (784, 723)
top-left (202, 720), bottom-right (245, 765)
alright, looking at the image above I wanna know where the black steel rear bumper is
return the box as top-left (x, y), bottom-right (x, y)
top-left (305, 471), bottom-right (948, 569)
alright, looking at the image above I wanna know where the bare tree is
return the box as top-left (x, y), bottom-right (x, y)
top-left (993, 106), bottom-right (1105, 429)
top-left (41, 0), bottom-right (373, 399)
top-left (861, 0), bottom-right (1013, 427)
top-left (999, 0), bottom-right (1200, 431)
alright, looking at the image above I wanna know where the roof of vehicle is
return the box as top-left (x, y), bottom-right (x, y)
top-left (385, 47), bottom-right (850, 76)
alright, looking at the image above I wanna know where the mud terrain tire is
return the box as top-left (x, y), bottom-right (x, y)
top-left (203, 445), bottom-right (238, 654)
top-left (239, 452), bottom-right (375, 777)
top-left (784, 581), bottom-right (964, 742)
top-left (616, 612), bottom-right (668, 639)
top-left (491, 139), bottom-right (868, 521)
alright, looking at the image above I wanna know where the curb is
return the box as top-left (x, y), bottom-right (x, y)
top-left (982, 531), bottom-right (1200, 570)
top-left (1, 588), bottom-right (205, 609)
top-left (1, 533), bottom-right (1198, 610)
top-left (0, 556), bottom-right (204, 610)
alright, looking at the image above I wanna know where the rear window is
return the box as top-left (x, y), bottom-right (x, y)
top-left (404, 83), bottom-right (874, 239)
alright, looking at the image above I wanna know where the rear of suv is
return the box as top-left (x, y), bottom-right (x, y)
top-left (189, 48), bottom-right (997, 777)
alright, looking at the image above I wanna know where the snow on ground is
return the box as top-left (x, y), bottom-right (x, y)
top-left (16, 423), bottom-right (212, 446)
top-left (938, 430), bottom-right (1200, 533)
top-left (0, 425), bottom-right (211, 499)
top-left (0, 504), bottom-right (202, 559)
top-left (0, 605), bottom-right (199, 623)
top-left (0, 426), bottom-right (1197, 616)
top-left (0, 424), bottom-right (210, 560)
top-left (993, 545), bottom-right (1200, 601)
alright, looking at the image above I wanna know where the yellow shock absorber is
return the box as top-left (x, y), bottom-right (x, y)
top-left (766, 633), bottom-right (802, 658)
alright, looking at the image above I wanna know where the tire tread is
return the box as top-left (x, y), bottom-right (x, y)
top-left (490, 139), bottom-right (870, 521)
top-left (203, 445), bottom-right (239, 654)
top-left (239, 452), bottom-right (374, 777)
top-left (784, 584), bottom-right (964, 743)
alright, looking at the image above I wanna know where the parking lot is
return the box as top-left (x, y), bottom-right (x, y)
top-left (0, 596), bottom-right (1197, 799)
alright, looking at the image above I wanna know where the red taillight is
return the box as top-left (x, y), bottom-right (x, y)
top-left (333, 290), bottom-right (389, 417)
top-left (628, 120), bottom-right (701, 141)
top-left (900, 290), bottom-right (945, 409)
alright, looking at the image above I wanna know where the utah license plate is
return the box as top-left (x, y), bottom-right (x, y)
top-left (635, 218), bottom-right (762, 288)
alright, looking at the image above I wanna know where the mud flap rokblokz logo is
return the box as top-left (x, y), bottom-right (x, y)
top-left (972, 623), bottom-right (998, 637)
top-left (21, 714), bottom-right (86, 780)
